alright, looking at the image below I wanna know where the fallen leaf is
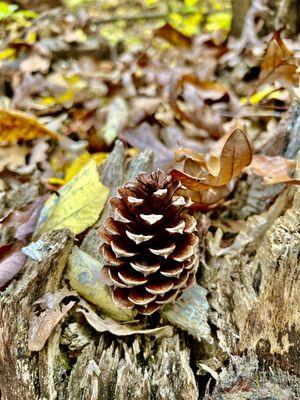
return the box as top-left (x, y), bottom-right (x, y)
top-left (20, 53), bottom-right (50, 74)
top-left (162, 126), bottom-right (207, 154)
top-left (3, 197), bottom-right (46, 241)
top-left (155, 23), bottom-right (192, 48)
top-left (0, 109), bottom-right (58, 143)
top-left (169, 75), bottom-right (229, 138)
top-left (130, 97), bottom-right (161, 126)
top-left (67, 246), bottom-right (134, 321)
top-left (0, 145), bottom-right (29, 172)
top-left (161, 284), bottom-right (212, 343)
top-left (246, 154), bottom-right (300, 185)
top-left (171, 128), bottom-right (252, 191)
top-left (125, 123), bottom-right (173, 170)
top-left (100, 96), bottom-right (128, 145)
top-left (15, 198), bottom-right (47, 241)
top-left (35, 160), bottom-right (109, 236)
top-left (257, 30), bottom-right (298, 90)
top-left (16, 139), bottom-right (49, 175)
top-left (0, 245), bottom-right (26, 288)
top-left (28, 288), bottom-right (77, 351)
top-left (48, 151), bottom-right (107, 186)
top-left (176, 74), bottom-right (230, 102)
top-left (78, 299), bottom-right (173, 338)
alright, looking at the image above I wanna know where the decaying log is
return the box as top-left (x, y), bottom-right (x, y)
top-left (201, 106), bottom-right (300, 397)
top-left (66, 335), bottom-right (198, 400)
top-left (1, 110), bottom-right (300, 399)
top-left (207, 354), bottom-right (300, 399)
top-left (0, 229), bottom-right (74, 399)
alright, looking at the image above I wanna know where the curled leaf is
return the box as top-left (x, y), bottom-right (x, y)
top-left (28, 288), bottom-right (77, 351)
top-left (78, 299), bottom-right (173, 338)
top-left (171, 128), bottom-right (252, 206)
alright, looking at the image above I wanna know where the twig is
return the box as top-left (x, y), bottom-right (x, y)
top-left (90, 8), bottom-right (231, 25)
top-left (91, 12), bottom-right (169, 24)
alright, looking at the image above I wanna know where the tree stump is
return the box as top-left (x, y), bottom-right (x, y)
top-left (1, 104), bottom-right (300, 399)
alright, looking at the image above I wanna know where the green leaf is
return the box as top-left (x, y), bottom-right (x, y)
top-left (14, 10), bottom-right (38, 19)
top-left (35, 161), bottom-right (109, 236)
top-left (67, 246), bottom-right (134, 321)
top-left (0, 2), bottom-right (18, 19)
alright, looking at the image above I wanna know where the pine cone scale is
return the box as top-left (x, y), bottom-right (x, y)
top-left (130, 259), bottom-right (160, 274)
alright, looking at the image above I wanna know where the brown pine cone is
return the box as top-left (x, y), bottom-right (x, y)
top-left (99, 170), bottom-right (199, 315)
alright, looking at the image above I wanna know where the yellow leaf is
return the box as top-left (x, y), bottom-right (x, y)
top-left (39, 97), bottom-right (57, 106)
top-left (57, 89), bottom-right (76, 104)
top-left (206, 12), bottom-right (231, 32)
top-left (36, 161), bottom-right (109, 236)
top-left (0, 109), bottom-right (58, 143)
top-left (240, 86), bottom-right (283, 104)
top-left (169, 12), bottom-right (202, 36)
top-left (47, 177), bottom-right (66, 185)
top-left (65, 152), bottom-right (107, 183)
top-left (49, 152), bottom-right (108, 186)
top-left (0, 47), bottom-right (16, 60)
top-left (26, 31), bottom-right (37, 43)
top-left (184, 0), bottom-right (199, 6)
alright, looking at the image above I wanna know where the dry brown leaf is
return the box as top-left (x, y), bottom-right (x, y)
top-left (124, 123), bottom-right (173, 170)
top-left (169, 74), bottom-right (229, 138)
top-left (176, 74), bottom-right (230, 102)
top-left (78, 299), bottom-right (173, 338)
top-left (20, 54), bottom-right (50, 74)
top-left (172, 128), bottom-right (252, 190)
top-left (171, 128), bottom-right (252, 208)
top-left (258, 30), bottom-right (299, 90)
top-left (246, 154), bottom-right (300, 185)
top-left (28, 288), bottom-right (78, 351)
top-left (0, 109), bottom-right (58, 143)
top-left (155, 23), bottom-right (192, 48)
top-left (0, 145), bottom-right (29, 172)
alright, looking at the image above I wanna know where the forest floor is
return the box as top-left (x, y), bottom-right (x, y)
top-left (0, 1), bottom-right (300, 399)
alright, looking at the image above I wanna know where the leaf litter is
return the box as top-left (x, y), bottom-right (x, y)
top-left (0, 0), bottom-right (300, 351)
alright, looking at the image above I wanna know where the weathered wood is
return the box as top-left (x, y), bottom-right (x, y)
top-left (66, 335), bottom-right (198, 400)
top-left (202, 160), bottom-right (300, 386)
top-left (2, 117), bottom-right (300, 398)
top-left (207, 354), bottom-right (300, 399)
top-left (0, 229), bottom-right (74, 400)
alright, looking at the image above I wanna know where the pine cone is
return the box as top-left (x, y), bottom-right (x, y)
top-left (99, 170), bottom-right (199, 315)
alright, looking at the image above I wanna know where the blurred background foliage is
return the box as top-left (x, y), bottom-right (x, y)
top-left (0, 0), bottom-right (232, 51)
